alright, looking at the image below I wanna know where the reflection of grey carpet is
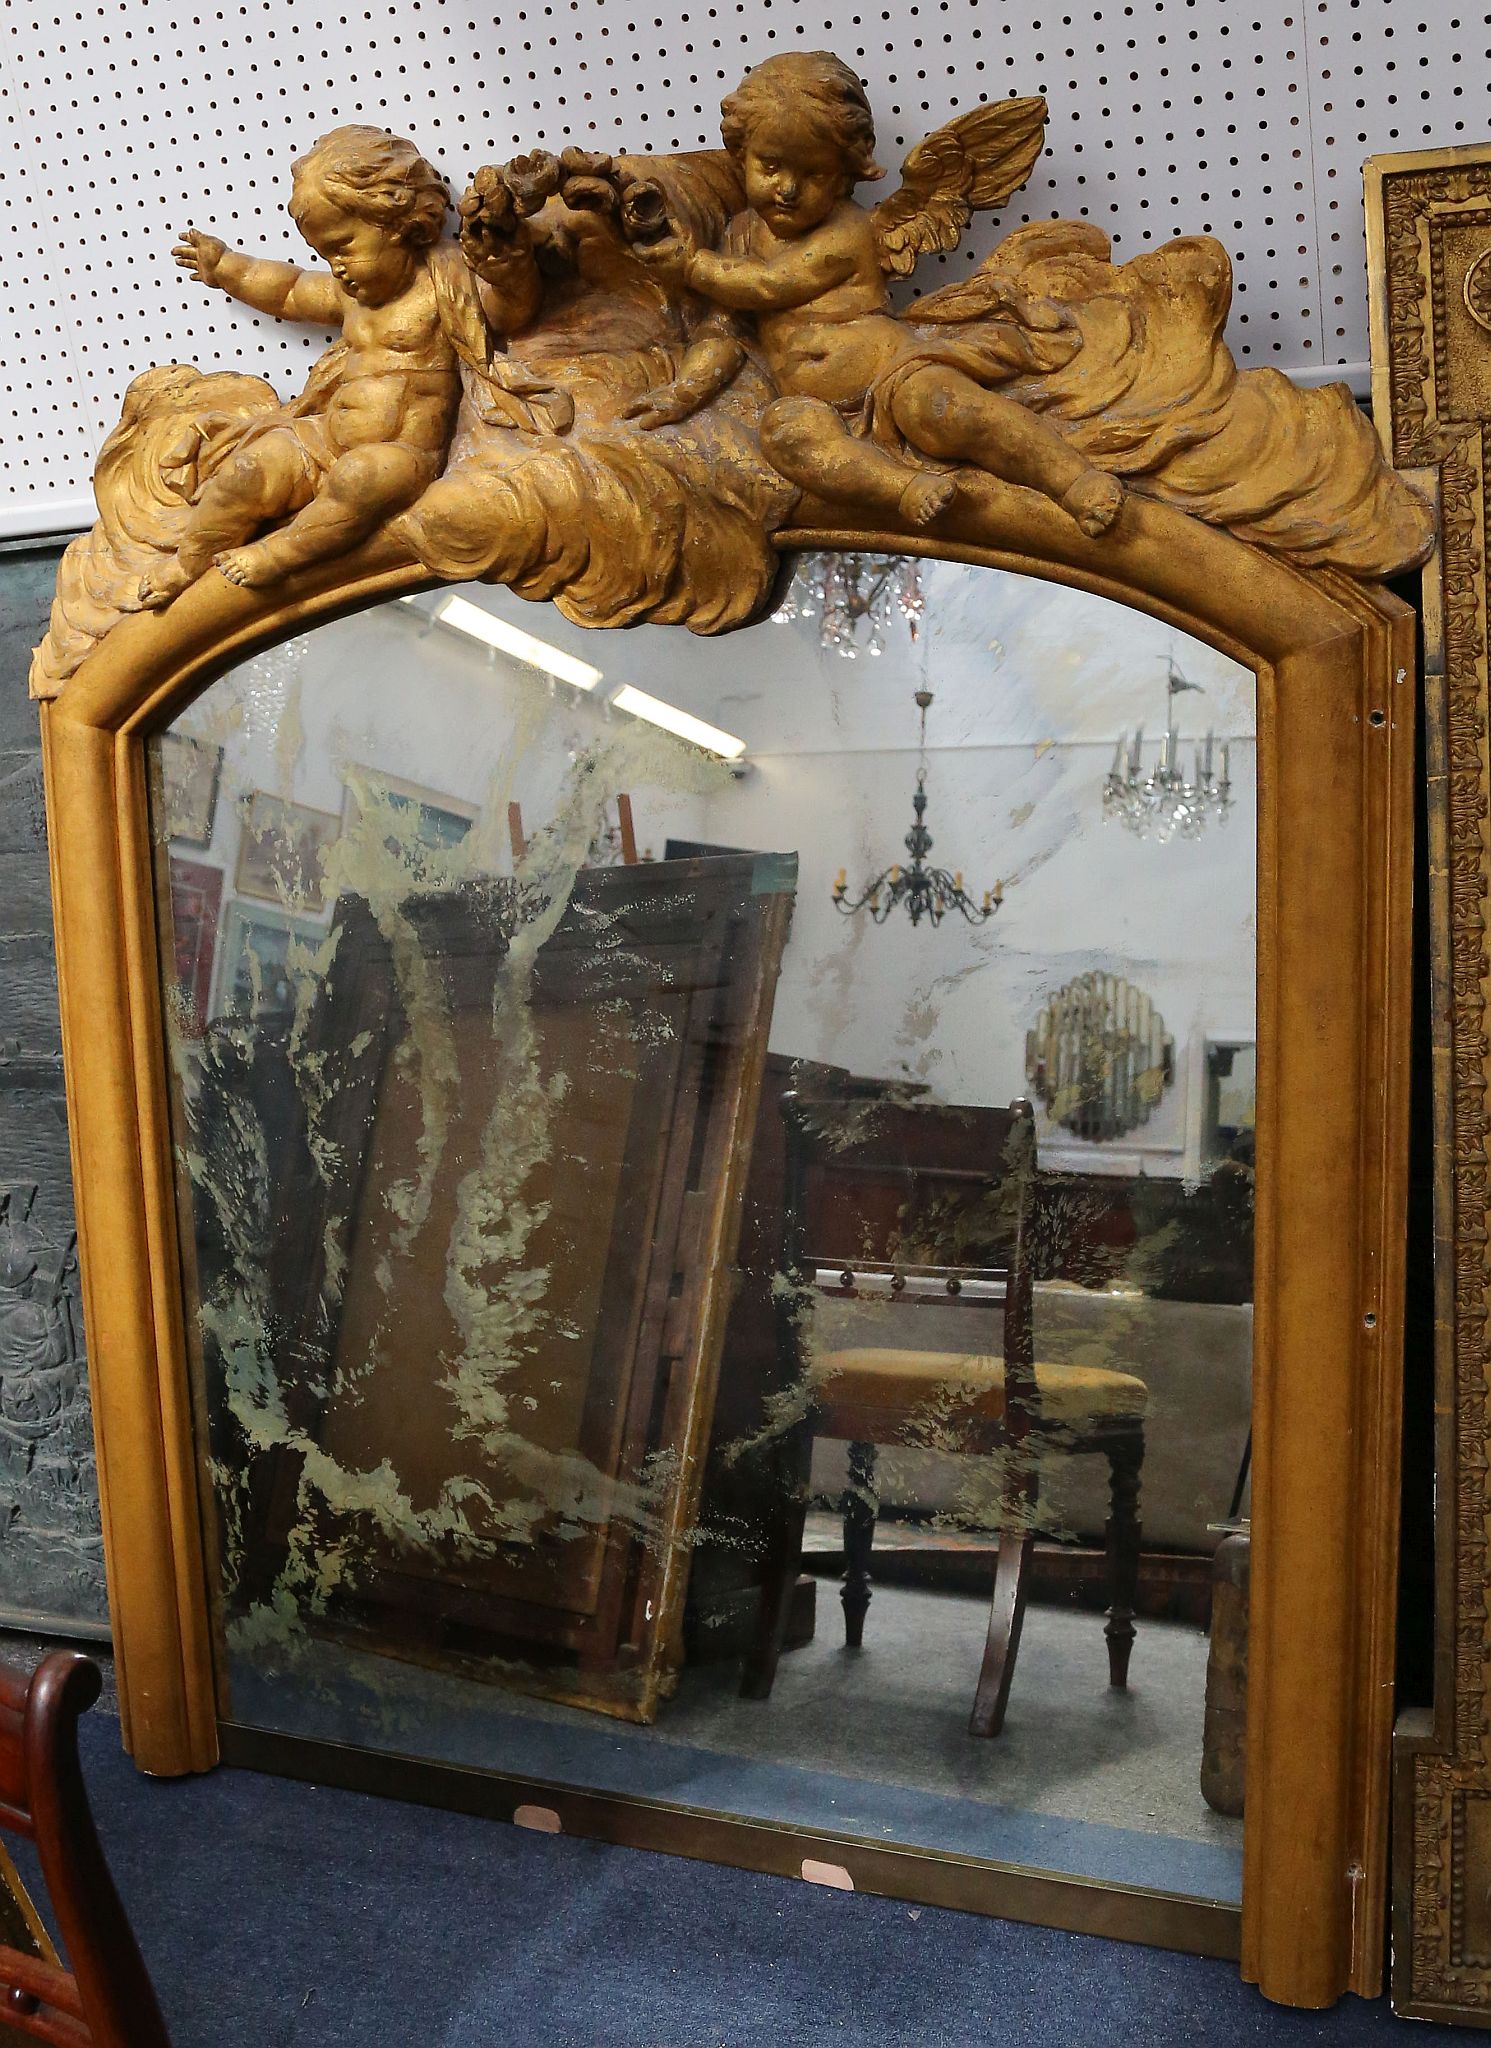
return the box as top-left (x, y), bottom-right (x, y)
top-left (226, 1585), bottom-right (1241, 1904)
top-left (664, 1585), bottom-right (1235, 1850)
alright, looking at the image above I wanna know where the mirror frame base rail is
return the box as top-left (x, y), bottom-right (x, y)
top-left (219, 1719), bottom-right (1242, 1961)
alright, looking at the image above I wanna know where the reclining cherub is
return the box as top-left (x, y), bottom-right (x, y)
top-left (139, 125), bottom-right (568, 607)
top-left (618, 52), bottom-right (1122, 538)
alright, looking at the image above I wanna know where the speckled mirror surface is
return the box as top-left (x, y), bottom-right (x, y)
top-left (149, 554), bottom-right (1256, 1905)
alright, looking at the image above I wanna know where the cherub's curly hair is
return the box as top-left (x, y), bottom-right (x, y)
top-left (721, 53), bottom-right (886, 184)
top-left (290, 125), bottom-right (450, 248)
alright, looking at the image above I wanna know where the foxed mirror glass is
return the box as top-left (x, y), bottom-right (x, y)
top-left (150, 554), bottom-right (1255, 1907)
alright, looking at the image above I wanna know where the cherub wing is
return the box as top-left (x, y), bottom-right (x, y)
top-left (871, 96), bottom-right (1048, 279)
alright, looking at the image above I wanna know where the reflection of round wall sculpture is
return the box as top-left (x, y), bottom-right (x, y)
top-left (1465, 247), bottom-right (1491, 334)
top-left (1025, 972), bottom-right (1175, 1144)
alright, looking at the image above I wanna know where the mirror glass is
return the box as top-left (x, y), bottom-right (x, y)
top-left (150, 554), bottom-right (1255, 1906)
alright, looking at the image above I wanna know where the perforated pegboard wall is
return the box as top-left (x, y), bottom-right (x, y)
top-left (0, 0), bottom-right (1478, 536)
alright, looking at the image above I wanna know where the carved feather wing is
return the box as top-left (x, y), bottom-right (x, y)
top-left (428, 241), bottom-right (574, 434)
top-left (428, 241), bottom-right (497, 375)
top-left (871, 96), bottom-right (1047, 279)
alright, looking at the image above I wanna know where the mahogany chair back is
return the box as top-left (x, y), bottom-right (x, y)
top-left (781, 1090), bottom-right (1039, 1423)
top-left (0, 1651), bottom-right (170, 2048)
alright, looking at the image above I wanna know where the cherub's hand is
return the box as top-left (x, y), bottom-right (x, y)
top-left (630, 228), bottom-right (696, 288)
top-left (458, 165), bottom-right (537, 280)
top-left (173, 227), bottom-right (227, 287)
top-left (621, 380), bottom-right (706, 431)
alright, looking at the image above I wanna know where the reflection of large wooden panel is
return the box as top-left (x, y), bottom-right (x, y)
top-left (322, 999), bottom-right (645, 1622)
top-left (249, 853), bottom-right (794, 1720)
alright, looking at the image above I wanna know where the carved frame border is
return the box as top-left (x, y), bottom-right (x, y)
top-left (38, 476), bottom-right (1411, 2010)
top-left (1367, 144), bottom-right (1491, 2025)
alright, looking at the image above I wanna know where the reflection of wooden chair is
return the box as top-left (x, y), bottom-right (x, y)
top-left (0, 1651), bottom-right (171, 2046)
top-left (742, 1093), bottom-right (1147, 1737)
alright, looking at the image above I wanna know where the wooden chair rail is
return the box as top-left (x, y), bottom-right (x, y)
top-left (0, 1653), bottom-right (171, 2048)
top-left (0, 1944), bottom-right (92, 2048)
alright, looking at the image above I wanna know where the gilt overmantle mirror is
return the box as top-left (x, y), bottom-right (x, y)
top-left (31, 62), bottom-right (1425, 2009)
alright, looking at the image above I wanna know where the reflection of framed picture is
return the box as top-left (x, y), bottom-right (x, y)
top-left (214, 900), bottom-right (326, 1021)
top-left (235, 793), bottom-right (341, 911)
top-left (166, 857), bottom-right (223, 1036)
top-left (159, 733), bottom-right (222, 848)
top-left (342, 768), bottom-right (476, 854)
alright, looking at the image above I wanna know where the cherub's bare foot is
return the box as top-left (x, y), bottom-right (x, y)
top-left (1063, 470), bottom-right (1124, 537)
top-left (136, 558), bottom-right (194, 610)
top-left (214, 543), bottom-right (281, 589)
top-left (899, 471), bottom-right (957, 528)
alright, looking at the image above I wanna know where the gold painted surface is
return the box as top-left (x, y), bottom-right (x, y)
top-left (27, 52), bottom-right (1422, 2014)
top-left (1367, 142), bottom-right (1491, 2026)
top-left (0, 1842), bottom-right (53, 1962)
top-left (37, 514), bottom-right (1411, 2012)
top-left (0, 1841), bottom-right (55, 2045)
top-left (32, 67), bottom-right (1430, 698)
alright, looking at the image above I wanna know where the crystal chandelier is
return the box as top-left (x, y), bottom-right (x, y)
top-left (1103, 657), bottom-right (1233, 842)
top-left (774, 552), bottom-right (925, 657)
top-left (832, 688), bottom-right (1003, 928)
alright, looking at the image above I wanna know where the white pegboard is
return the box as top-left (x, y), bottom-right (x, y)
top-left (0, 0), bottom-right (1478, 536)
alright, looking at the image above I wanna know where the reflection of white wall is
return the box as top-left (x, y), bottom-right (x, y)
top-left (175, 559), bottom-right (1255, 1179)
top-left (174, 605), bottom-right (714, 912)
top-left (703, 737), bottom-right (1255, 1177)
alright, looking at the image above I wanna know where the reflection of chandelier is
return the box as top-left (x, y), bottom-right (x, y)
top-left (1103, 657), bottom-right (1233, 842)
top-left (832, 688), bottom-right (1003, 928)
top-left (774, 552), bottom-right (925, 657)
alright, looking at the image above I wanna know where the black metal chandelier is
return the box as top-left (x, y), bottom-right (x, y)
top-left (831, 689), bottom-right (1003, 929)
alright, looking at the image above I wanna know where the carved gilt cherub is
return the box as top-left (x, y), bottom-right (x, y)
top-left (139, 126), bottom-right (568, 607)
top-left (619, 52), bottom-right (1121, 537)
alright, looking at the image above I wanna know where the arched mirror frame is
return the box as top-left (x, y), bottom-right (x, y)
top-left (35, 489), bottom-right (1412, 2011)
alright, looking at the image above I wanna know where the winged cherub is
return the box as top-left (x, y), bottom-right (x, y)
top-left (624, 53), bottom-right (1121, 537)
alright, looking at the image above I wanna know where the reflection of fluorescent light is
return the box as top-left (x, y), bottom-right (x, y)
top-left (610, 684), bottom-right (748, 761)
top-left (425, 593), bottom-right (604, 691)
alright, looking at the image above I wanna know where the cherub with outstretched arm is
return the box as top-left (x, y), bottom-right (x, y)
top-left (140, 126), bottom-right (564, 607)
top-left (621, 53), bottom-right (1122, 538)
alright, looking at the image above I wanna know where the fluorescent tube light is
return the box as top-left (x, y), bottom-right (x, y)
top-left (610, 685), bottom-right (748, 761)
top-left (424, 593), bottom-right (604, 691)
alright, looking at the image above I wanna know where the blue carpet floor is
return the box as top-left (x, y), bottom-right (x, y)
top-left (59, 1715), bottom-right (1469, 2046)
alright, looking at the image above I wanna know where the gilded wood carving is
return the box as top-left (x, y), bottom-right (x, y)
top-left (33, 58), bottom-right (1431, 693)
top-left (28, 58), bottom-right (1428, 2012)
top-left (1366, 144), bottom-right (1491, 2026)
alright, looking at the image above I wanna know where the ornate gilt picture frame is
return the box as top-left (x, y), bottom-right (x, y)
top-left (1367, 144), bottom-right (1491, 2026)
top-left (30, 65), bottom-right (1431, 2007)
